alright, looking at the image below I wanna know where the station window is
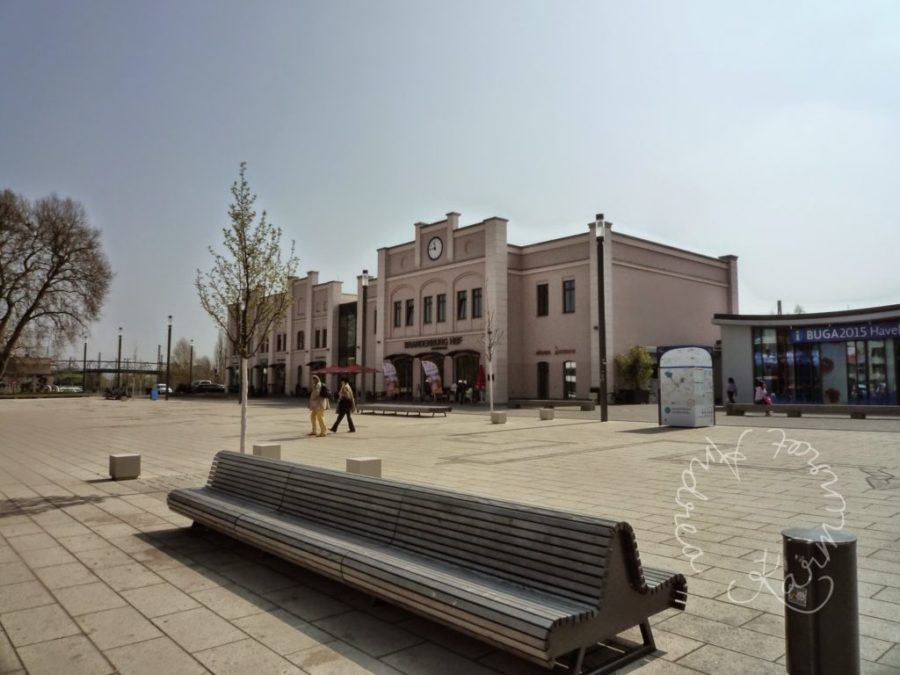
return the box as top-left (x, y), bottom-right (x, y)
top-left (562, 280), bottom-right (575, 314)
top-left (297, 331), bottom-right (304, 350)
top-left (423, 296), bottom-right (433, 324)
top-left (405, 299), bottom-right (414, 326)
top-left (457, 290), bottom-right (467, 320)
top-left (537, 283), bottom-right (548, 316)
top-left (437, 294), bottom-right (447, 322)
top-left (393, 301), bottom-right (402, 328)
top-left (472, 288), bottom-right (482, 319)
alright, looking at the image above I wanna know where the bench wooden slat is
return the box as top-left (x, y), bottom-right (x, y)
top-left (343, 561), bottom-right (563, 642)
top-left (395, 487), bottom-right (619, 532)
top-left (394, 493), bottom-right (609, 604)
top-left (394, 505), bottom-right (611, 561)
top-left (206, 454), bottom-right (294, 509)
top-left (397, 499), bottom-right (614, 547)
top-left (390, 518), bottom-right (608, 588)
top-left (343, 567), bottom-right (551, 661)
top-left (343, 552), bottom-right (591, 625)
top-left (280, 471), bottom-right (404, 543)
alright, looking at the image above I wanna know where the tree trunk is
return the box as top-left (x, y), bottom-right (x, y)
top-left (488, 358), bottom-right (494, 413)
top-left (240, 356), bottom-right (248, 453)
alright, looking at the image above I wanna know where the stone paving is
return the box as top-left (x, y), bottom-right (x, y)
top-left (0, 397), bottom-right (898, 674)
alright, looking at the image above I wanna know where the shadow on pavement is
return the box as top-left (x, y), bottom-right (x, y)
top-left (0, 493), bottom-right (108, 515)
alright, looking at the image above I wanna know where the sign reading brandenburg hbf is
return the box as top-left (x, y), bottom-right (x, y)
top-left (403, 336), bottom-right (464, 350)
top-left (790, 321), bottom-right (900, 344)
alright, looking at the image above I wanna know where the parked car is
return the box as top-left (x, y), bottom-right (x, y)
top-left (195, 382), bottom-right (225, 393)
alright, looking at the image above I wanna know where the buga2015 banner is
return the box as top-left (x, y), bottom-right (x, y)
top-left (790, 321), bottom-right (900, 344)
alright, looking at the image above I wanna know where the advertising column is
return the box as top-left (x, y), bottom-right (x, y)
top-left (659, 346), bottom-right (715, 427)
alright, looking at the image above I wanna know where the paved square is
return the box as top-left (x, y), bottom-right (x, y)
top-left (1, 397), bottom-right (898, 674)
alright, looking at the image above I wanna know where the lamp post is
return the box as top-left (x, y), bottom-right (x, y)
top-left (82, 334), bottom-right (88, 392)
top-left (361, 269), bottom-right (369, 401)
top-left (596, 215), bottom-right (609, 422)
top-left (116, 327), bottom-right (123, 388)
top-left (189, 339), bottom-right (194, 389)
top-left (165, 315), bottom-right (172, 401)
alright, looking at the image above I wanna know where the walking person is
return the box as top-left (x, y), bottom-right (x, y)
top-left (754, 378), bottom-right (772, 416)
top-left (726, 377), bottom-right (737, 404)
top-left (308, 375), bottom-right (328, 436)
top-left (331, 379), bottom-right (356, 433)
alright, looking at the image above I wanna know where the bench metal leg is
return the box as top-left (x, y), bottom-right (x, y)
top-left (567, 621), bottom-right (657, 675)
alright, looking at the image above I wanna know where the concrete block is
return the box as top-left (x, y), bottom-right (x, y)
top-left (580, 402), bottom-right (596, 411)
top-left (539, 408), bottom-right (554, 421)
top-left (109, 454), bottom-right (140, 480)
top-left (252, 443), bottom-right (281, 460)
top-left (346, 457), bottom-right (381, 478)
top-left (491, 411), bottom-right (507, 424)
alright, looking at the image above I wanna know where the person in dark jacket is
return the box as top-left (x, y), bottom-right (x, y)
top-left (330, 379), bottom-right (356, 433)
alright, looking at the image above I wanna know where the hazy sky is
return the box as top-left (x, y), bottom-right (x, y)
top-left (2, 1), bottom-right (898, 364)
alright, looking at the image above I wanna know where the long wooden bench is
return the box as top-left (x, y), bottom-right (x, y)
top-left (356, 403), bottom-right (451, 417)
top-left (168, 451), bottom-right (686, 674)
top-left (509, 398), bottom-right (597, 412)
top-left (725, 403), bottom-right (900, 419)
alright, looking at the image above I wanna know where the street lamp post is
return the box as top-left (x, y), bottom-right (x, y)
top-left (361, 270), bottom-right (369, 401)
top-left (116, 327), bottom-right (123, 388)
top-left (189, 339), bottom-right (194, 389)
top-left (596, 215), bottom-right (609, 422)
top-left (165, 315), bottom-right (172, 401)
top-left (82, 335), bottom-right (88, 391)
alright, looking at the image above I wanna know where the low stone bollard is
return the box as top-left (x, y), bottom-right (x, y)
top-left (580, 402), bottom-right (596, 412)
top-left (539, 408), bottom-right (555, 421)
top-left (109, 453), bottom-right (141, 480)
top-left (491, 411), bottom-right (507, 424)
top-left (252, 443), bottom-right (281, 460)
top-left (346, 457), bottom-right (381, 478)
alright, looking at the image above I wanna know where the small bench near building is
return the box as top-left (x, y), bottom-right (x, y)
top-left (509, 398), bottom-right (597, 412)
top-left (168, 451), bottom-right (686, 674)
top-left (726, 403), bottom-right (900, 419)
top-left (356, 402), bottom-right (451, 417)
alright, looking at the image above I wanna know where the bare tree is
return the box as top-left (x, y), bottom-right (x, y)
top-left (0, 190), bottom-right (112, 379)
top-left (196, 163), bottom-right (298, 452)
top-left (171, 338), bottom-right (192, 387)
top-left (193, 355), bottom-right (213, 381)
top-left (481, 309), bottom-right (505, 413)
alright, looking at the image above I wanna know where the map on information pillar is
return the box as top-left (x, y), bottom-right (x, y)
top-left (659, 347), bottom-right (714, 427)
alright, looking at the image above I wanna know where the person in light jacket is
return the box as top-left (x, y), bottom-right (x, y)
top-left (308, 376), bottom-right (328, 436)
top-left (330, 379), bottom-right (356, 433)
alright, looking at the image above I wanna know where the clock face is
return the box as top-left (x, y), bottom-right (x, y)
top-left (427, 237), bottom-right (443, 260)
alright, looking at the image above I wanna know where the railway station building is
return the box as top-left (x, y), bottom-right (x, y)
top-left (229, 212), bottom-right (739, 404)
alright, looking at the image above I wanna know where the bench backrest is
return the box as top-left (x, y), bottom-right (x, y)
top-left (279, 466), bottom-right (405, 543)
top-left (206, 452), bottom-right (619, 606)
top-left (207, 451), bottom-right (293, 510)
top-left (392, 486), bottom-right (617, 605)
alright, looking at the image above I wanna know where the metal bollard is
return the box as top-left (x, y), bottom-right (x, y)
top-left (782, 527), bottom-right (859, 675)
